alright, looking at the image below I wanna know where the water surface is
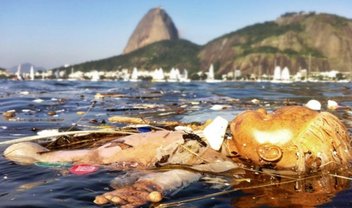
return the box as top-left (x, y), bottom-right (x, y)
top-left (0, 80), bottom-right (351, 207)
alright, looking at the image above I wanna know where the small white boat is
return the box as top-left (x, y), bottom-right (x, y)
top-left (152, 68), bottom-right (166, 82)
top-left (205, 64), bottom-right (222, 83)
top-left (30, 66), bottom-right (35, 80)
top-left (271, 66), bottom-right (292, 83)
top-left (15, 64), bottom-right (24, 80)
top-left (90, 70), bottom-right (100, 82)
top-left (129, 67), bottom-right (140, 82)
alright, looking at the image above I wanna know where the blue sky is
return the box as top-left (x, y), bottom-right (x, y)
top-left (1, 0), bottom-right (351, 69)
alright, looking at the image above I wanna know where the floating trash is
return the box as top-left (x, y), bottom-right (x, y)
top-left (19, 91), bottom-right (29, 95)
top-left (69, 164), bottom-right (99, 175)
top-left (203, 116), bottom-right (228, 151)
top-left (137, 126), bottom-right (152, 133)
top-left (37, 129), bottom-right (59, 137)
top-left (48, 111), bottom-right (56, 116)
top-left (251, 99), bottom-right (260, 104)
top-left (76, 111), bottom-right (86, 115)
top-left (210, 105), bottom-right (229, 111)
top-left (33, 99), bottom-right (44, 103)
top-left (21, 109), bottom-right (32, 113)
top-left (3, 110), bottom-right (16, 119)
top-left (35, 162), bottom-right (72, 168)
top-left (305, 99), bottom-right (321, 111)
top-left (175, 126), bottom-right (193, 133)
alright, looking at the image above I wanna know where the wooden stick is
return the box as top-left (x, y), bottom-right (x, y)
top-left (0, 129), bottom-right (134, 146)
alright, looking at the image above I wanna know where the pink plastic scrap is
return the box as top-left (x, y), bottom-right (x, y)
top-left (69, 164), bottom-right (99, 175)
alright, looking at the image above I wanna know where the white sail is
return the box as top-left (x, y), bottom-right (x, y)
top-left (152, 68), bottom-right (166, 82)
top-left (207, 64), bottom-right (215, 80)
top-left (273, 66), bottom-right (281, 81)
top-left (15, 64), bottom-right (24, 80)
top-left (281, 67), bottom-right (290, 81)
top-left (180, 69), bottom-right (191, 82)
top-left (90, 70), bottom-right (100, 82)
top-left (30, 66), bottom-right (35, 80)
top-left (130, 67), bottom-right (139, 82)
top-left (206, 64), bottom-right (221, 83)
top-left (168, 68), bottom-right (181, 82)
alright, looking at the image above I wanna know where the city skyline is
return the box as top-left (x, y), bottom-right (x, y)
top-left (1, 0), bottom-right (351, 69)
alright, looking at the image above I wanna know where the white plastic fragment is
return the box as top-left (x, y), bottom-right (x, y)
top-left (175, 126), bottom-right (193, 133)
top-left (305, 99), bottom-right (321, 111)
top-left (203, 116), bottom-right (228, 151)
top-left (94, 93), bottom-right (104, 99)
top-left (37, 129), bottom-right (59, 137)
top-left (33, 99), bottom-right (44, 103)
top-left (19, 91), bottom-right (29, 95)
top-left (210, 105), bottom-right (227, 111)
top-left (327, 100), bottom-right (339, 110)
top-left (251, 99), bottom-right (260, 104)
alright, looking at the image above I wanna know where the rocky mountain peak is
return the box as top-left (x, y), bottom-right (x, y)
top-left (123, 7), bottom-right (179, 54)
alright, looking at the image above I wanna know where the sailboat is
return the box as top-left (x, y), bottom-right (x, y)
top-left (30, 66), bottom-right (35, 80)
top-left (281, 67), bottom-right (291, 82)
top-left (15, 64), bottom-right (24, 80)
top-left (152, 68), bottom-right (166, 82)
top-left (271, 66), bottom-right (292, 83)
top-left (272, 66), bottom-right (281, 82)
top-left (179, 69), bottom-right (191, 82)
top-left (205, 64), bottom-right (221, 83)
top-left (168, 68), bottom-right (181, 82)
top-left (90, 70), bottom-right (100, 82)
top-left (129, 67), bottom-right (140, 82)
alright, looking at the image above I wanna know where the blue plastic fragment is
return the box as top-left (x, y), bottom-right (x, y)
top-left (137, 126), bottom-right (152, 132)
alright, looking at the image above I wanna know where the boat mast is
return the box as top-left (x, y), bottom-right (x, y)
top-left (308, 53), bottom-right (311, 80)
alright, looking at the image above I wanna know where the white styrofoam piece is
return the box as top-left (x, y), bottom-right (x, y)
top-left (203, 116), bottom-right (228, 151)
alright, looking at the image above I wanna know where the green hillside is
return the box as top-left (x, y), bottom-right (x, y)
top-left (54, 39), bottom-right (200, 75)
top-left (199, 12), bottom-right (352, 76)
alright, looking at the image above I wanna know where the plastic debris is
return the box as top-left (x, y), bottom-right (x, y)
top-left (327, 100), bottom-right (350, 110)
top-left (37, 129), bottom-right (59, 137)
top-left (19, 91), bottom-right (29, 95)
top-left (33, 99), bottom-right (44, 103)
top-left (95, 93), bottom-right (104, 99)
top-left (137, 126), bottom-right (152, 133)
top-left (203, 116), bottom-right (228, 150)
top-left (210, 105), bottom-right (229, 111)
top-left (48, 111), bottom-right (56, 116)
top-left (175, 126), bottom-right (193, 133)
top-left (21, 109), bottom-right (32, 113)
top-left (251, 99), bottom-right (260, 104)
top-left (3, 110), bottom-right (16, 119)
top-left (69, 164), bottom-right (99, 175)
top-left (76, 111), bottom-right (86, 115)
top-left (327, 100), bottom-right (339, 110)
top-left (305, 100), bottom-right (321, 111)
top-left (109, 116), bottom-right (148, 124)
top-left (35, 162), bottom-right (72, 168)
